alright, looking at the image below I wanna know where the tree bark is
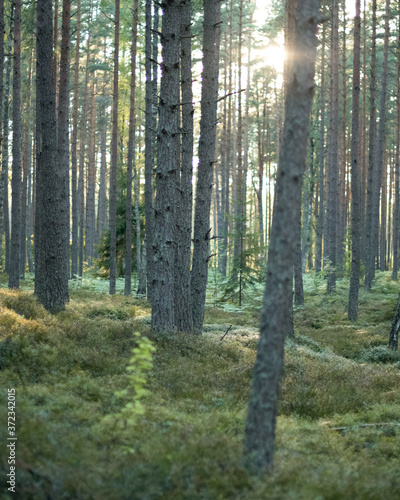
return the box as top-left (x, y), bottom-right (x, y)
top-left (364, 0), bottom-right (377, 290)
top-left (348, 0), bottom-right (361, 321)
top-left (151, 0), bottom-right (181, 331)
top-left (70, 0), bottom-right (80, 279)
top-left (85, 83), bottom-right (96, 266)
top-left (326, 0), bottom-right (339, 293)
top-left (191, 0), bottom-right (221, 335)
top-left (244, 0), bottom-right (319, 472)
top-left (35, 0), bottom-right (69, 311)
top-left (174, 0), bottom-right (194, 332)
top-left (392, 10), bottom-right (400, 281)
top-left (109, 0), bottom-right (120, 294)
top-left (9, 0), bottom-right (22, 289)
top-left (144, 0), bottom-right (155, 302)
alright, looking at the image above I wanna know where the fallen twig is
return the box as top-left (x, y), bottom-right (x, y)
top-left (220, 325), bottom-right (233, 341)
top-left (329, 422), bottom-right (400, 431)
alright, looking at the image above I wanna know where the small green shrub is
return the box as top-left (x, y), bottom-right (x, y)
top-left (356, 346), bottom-right (400, 364)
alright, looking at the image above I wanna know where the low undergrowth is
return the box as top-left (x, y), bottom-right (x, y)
top-left (0, 273), bottom-right (400, 499)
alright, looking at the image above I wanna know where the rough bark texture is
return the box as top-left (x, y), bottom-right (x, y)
top-left (58, 0), bottom-right (70, 281)
top-left (243, 0), bottom-right (319, 472)
top-left (314, 9), bottom-right (325, 273)
top-left (85, 85), bottom-right (96, 266)
top-left (326, 0), bottom-right (339, 293)
top-left (174, 0), bottom-right (194, 332)
top-left (125, 0), bottom-right (141, 295)
top-left (389, 292), bottom-right (400, 350)
top-left (393, 11), bottom-right (400, 281)
top-left (151, 0), bottom-right (181, 332)
top-left (9, 0), bottom-right (22, 289)
top-left (96, 103), bottom-right (108, 242)
top-left (191, 0), bottom-right (221, 335)
top-left (364, 0), bottom-right (377, 290)
top-left (348, 0), bottom-right (361, 321)
top-left (35, 0), bottom-right (69, 311)
top-left (144, 0), bottom-right (155, 302)
top-left (70, 0), bottom-right (80, 279)
top-left (1, 8), bottom-right (12, 273)
top-left (370, 0), bottom-right (390, 278)
top-left (109, 0), bottom-right (120, 295)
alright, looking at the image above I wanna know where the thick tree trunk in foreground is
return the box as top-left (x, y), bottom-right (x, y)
top-left (243, 0), bottom-right (319, 472)
top-left (35, 0), bottom-right (69, 311)
top-left (191, 0), bottom-right (221, 335)
top-left (9, 0), bottom-right (22, 289)
top-left (348, 0), bottom-right (361, 321)
top-left (151, 0), bottom-right (181, 332)
top-left (174, 0), bottom-right (194, 332)
top-left (109, 0), bottom-right (120, 295)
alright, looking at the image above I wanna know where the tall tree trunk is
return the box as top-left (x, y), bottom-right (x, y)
top-left (20, 54), bottom-right (33, 279)
top-left (243, 0), bottom-right (319, 471)
top-left (58, 0), bottom-right (70, 280)
top-left (1, 7), bottom-right (12, 273)
top-left (78, 32), bottom-right (90, 278)
top-left (380, 150), bottom-right (387, 271)
top-left (371, 0), bottom-right (390, 278)
top-left (35, 0), bottom-right (69, 311)
top-left (109, 0), bottom-right (120, 295)
top-left (174, 0), bottom-right (194, 332)
top-left (96, 102), bottom-right (108, 242)
top-left (125, 0), bottom-right (142, 295)
top-left (364, 0), bottom-right (377, 290)
top-left (392, 10), bottom-right (400, 281)
top-left (348, 0), bottom-right (361, 321)
top-left (151, 0), bottom-right (181, 332)
top-left (70, 0), bottom-right (80, 279)
top-left (191, 0), bottom-right (221, 334)
top-left (326, 0), bottom-right (339, 293)
top-left (144, 0), bottom-right (155, 302)
top-left (9, 0), bottom-right (22, 289)
top-left (85, 83), bottom-right (96, 266)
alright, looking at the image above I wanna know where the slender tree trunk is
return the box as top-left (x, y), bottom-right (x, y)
top-left (9, 0), bottom-right (22, 289)
top-left (70, 0), bottom-right (80, 278)
top-left (20, 54), bottom-right (33, 279)
top-left (109, 0), bottom-right (120, 295)
top-left (174, 0), bottom-right (194, 332)
top-left (326, 0), bottom-right (339, 293)
top-left (144, 0), bottom-right (155, 302)
top-left (190, 0), bottom-right (221, 335)
top-left (364, 0), bottom-right (377, 290)
top-left (58, 0), bottom-right (70, 280)
top-left (348, 0), bottom-right (361, 321)
top-left (389, 291), bottom-right (400, 350)
top-left (392, 11), bottom-right (400, 280)
top-left (96, 102), bottom-right (107, 242)
top-left (85, 83), bottom-right (96, 266)
top-left (243, 0), bottom-right (319, 471)
top-left (151, 0), bottom-right (181, 332)
top-left (380, 150), bottom-right (387, 271)
top-left (371, 0), bottom-right (390, 278)
top-left (126, 0), bottom-right (142, 295)
top-left (1, 7), bottom-right (12, 273)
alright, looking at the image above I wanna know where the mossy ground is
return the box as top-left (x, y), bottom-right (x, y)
top-left (1, 272), bottom-right (400, 499)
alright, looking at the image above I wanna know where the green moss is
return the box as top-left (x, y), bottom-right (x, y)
top-left (1, 273), bottom-right (400, 498)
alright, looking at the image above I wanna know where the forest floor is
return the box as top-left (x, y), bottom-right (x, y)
top-left (1, 272), bottom-right (400, 499)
